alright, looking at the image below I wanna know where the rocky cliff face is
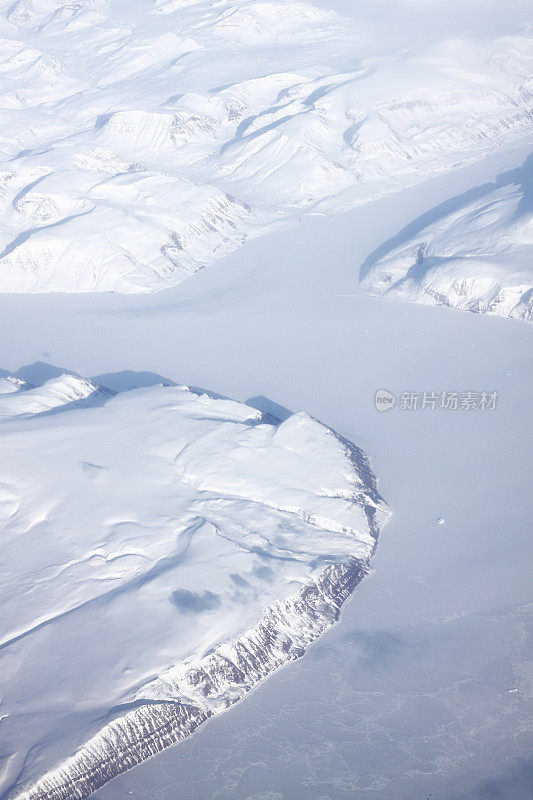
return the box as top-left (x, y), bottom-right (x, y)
top-left (13, 559), bottom-right (372, 800)
top-left (2, 377), bottom-right (389, 800)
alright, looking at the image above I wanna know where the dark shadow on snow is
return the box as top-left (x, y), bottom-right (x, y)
top-left (91, 370), bottom-right (175, 393)
top-left (1, 364), bottom-right (297, 427)
top-left (12, 360), bottom-right (78, 387)
top-left (170, 589), bottom-right (221, 615)
top-left (245, 395), bottom-right (292, 422)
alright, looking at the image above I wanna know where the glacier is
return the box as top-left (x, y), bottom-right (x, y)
top-left (0, 0), bottom-right (531, 292)
top-left (0, 373), bottom-right (389, 799)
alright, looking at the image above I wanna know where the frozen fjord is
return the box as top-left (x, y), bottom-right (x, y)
top-left (0, 142), bottom-right (532, 799)
top-left (0, 0), bottom-right (532, 795)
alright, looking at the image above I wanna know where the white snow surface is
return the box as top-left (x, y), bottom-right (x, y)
top-left (0, 373), bottom-right (110, 416)
top-left (0, 376), bottom-right (27, 394)
top-left (0, 1), bottom-right (531, 798)
top-left (0, 373), bottom-right (388, 797)
top-left (0, 141), bottom-right (531, 800)
top-left (0, 0), bottom-right (531, 291)
top-left (362, 157), bottom-right (533, 322)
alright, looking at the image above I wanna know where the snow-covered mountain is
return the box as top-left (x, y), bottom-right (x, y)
top-left (0, 2), bottom-right (532, 799)
top-left (0, 0), bottom-right (530, 292)
top-left (361, 157), bottom-right (533, 322)
top-left (0, 372), bottom-right (389, 799)
top-left (0, 372), bottom-right (111, 415)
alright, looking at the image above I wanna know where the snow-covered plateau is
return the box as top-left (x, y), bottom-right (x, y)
top-left (0, 372), bottom-right (388, 799)
top-left (0, 0), bottom-right (531, 292)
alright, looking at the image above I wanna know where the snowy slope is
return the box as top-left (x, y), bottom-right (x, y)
top-left (0, 0), bottom-right (531, 291)
top-left (0, 373), bottom-right (111, 416)
top-left (361, 158), bottom-right (533, 322)
top-left (0, 373), bottom-right (389, 799)
top-left (0, 376), bottom-right (27, 394)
